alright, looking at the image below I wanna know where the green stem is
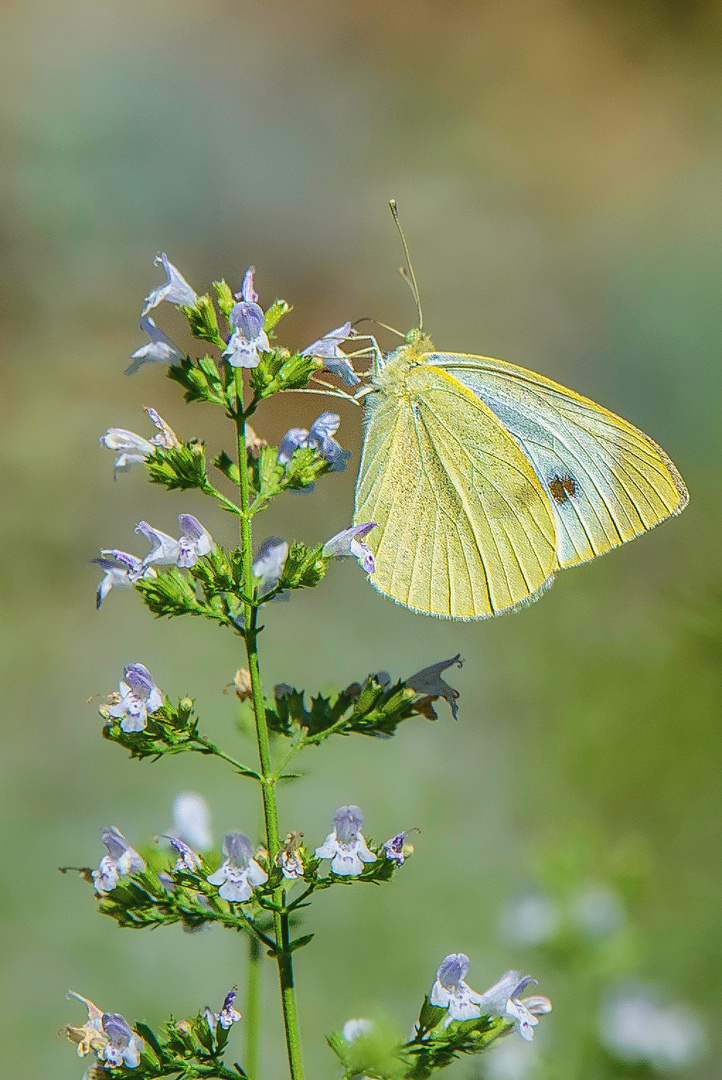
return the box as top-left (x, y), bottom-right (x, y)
top-left (244, 934), bottom-right (262, 1080)
top-left (234, 370), bottom-right (306, 1080)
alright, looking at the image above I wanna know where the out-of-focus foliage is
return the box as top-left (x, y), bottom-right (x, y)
top-left (1, 1), bottom-right (721, 1078)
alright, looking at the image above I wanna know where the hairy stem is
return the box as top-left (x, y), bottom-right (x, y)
top-left (234, 371), bottom-right (305, 1080)
top-left (244, 934), bottom-right (262, 1079)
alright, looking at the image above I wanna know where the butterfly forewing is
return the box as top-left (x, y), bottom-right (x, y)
top-left (429, 353), bottom-right (688, 569)
top-left (355, 364), bottom-right (558, 618)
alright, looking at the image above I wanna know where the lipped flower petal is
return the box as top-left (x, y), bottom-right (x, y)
top-left (315, 805), bottom-right (377, 877)
top-left (141, 253), bottom-right (198, 317)
top-left (252, 537), bottom-right (289, 596)
top-left (107, 662), bottom-right (164, 733)
top-left (177, 513), bottom-right (214, 568)
top-left (93, 550), bottom-right (155, 609)
top-left (301, 322), bottom-right (360, 386)
top-left (223, 272), bottom-right (269, 369)
top-left (92, 826), bottom-right (146, 894)
top-left (125, 316), bottom-right (185, 375)
top-left (323, 524), bottom-right (376, 573)
top-left (135, 521), bottom-right (181, 567)
top-left (207, 832), bottom-right (268, 903)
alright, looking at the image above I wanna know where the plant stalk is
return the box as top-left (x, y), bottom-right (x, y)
top-left (234, 371), bottom-right (305, 1080)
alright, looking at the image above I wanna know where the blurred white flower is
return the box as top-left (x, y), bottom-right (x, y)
top-left (570, 883), bottom-right (624, 939)
top-left (172, 791), bottom-right (212, 851)
top-left (499, 893), bottom-right (561, 947)
top-left (482, 1035), bottom-right (540, 1080)
top-left (598, 984), bottom-right (707, 1071)
top-left (342, 1018), bottom-right (374, 1043)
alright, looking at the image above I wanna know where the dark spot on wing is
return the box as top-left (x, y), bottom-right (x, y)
top-left (548, 474), bottom-right (577, 503)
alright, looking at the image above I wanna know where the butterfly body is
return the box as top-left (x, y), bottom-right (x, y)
top-left (353, 339), bottom-right (688, 620)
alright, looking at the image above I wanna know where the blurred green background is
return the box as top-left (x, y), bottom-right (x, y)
top-left (1, 0), bottom-right (721, 1077)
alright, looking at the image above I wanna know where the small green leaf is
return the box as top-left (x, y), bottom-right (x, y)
top-left (180, 294), bottom-right (225, 348)
top-left (288, 932), bottom-right (314, 952)
top-left (168, 354), bottom-right (228, 407)
top-left (264, 298), bottom-right (292, 334)
top-left (135, 568), bottom-right (209, 619)
top-left (278, 541), bottom-right (328, 591)
top-left (249, 445), bottom-right (285, 500)
top-left (146, 441), bottom-right (208, 491)
top-left (214, 450), bottom-right (240, 486)
top-left (213, 279), bottom-right (236, 320)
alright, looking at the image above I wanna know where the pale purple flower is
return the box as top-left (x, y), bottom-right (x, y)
top-left (141, 253), bottom-right (198, 317)
top-left (322, 524), bottom-right (376, 573)
top-left (100, 1012), bottom-right (144, 1068)
top-left (159, 835), bottom-right (202, 873)
top-left (499, 893), bottom-right (561, 948)
top-left (125, 316), bottom-right (185, 375)
top-left (135, 521), bottom-right (181, 567)
top-left (315, 805), bottom-right (377, 876)
top-left (107, 663), bottom-right (164, 733)
top-left (136, 514), bottom-right (214, 570)
top-left (207, 833), bottom-right (268, 902)
top-left (383, 830), bottom-right (417, 867)
top-left (93, 550), bottom-right (156, 609)
top-left (476, 971), bottom-right (551, 1041)
top-left (301, 322), bottom-right (360, 386)
top-left (429, 954), bottom-right (486, 1027)
top-left (172, 791), bottom-right (212, 851)
top-left (214, 986), bottom-right (242, 1030)
top-left (277, 411), bottom-right (351, 472)
top-left (252, 537), bottom-right (289, 596)
top-left (100, 408), bottom-right (181, 475)
top-left (571, 883), bottom-right (625, 939)
top-left (223, 267), bottom-right (269, 368)
top-left (177, 514), bottom-right (214, 568)
top-left (406, 655), bottom-right (462, 721)
top-left (66, 992), bottom-right (144, 1069)
top-left (92, 826), bottom-right (146, 894)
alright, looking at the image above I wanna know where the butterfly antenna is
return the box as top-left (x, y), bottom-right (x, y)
top-left (353, 316), bottom-right (406, 340)
top-left (389, 199), bottom-right (424, 334)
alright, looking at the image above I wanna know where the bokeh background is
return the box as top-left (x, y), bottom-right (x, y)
top-left (1, 1), bottom-right (721, 1077)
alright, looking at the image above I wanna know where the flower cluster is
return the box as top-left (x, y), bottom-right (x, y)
top-left (429, 953), bottom-right (551, 1039)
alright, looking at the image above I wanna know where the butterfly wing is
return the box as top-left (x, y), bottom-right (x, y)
top-left (429, 352), bottom-right (688, 568)
top-left (354, 363), bottom-right (558, 618)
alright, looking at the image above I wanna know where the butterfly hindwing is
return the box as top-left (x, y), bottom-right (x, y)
top-left (430, 353), bottom-right (688, 569)
top-left (355, 364), bottom-right (558, 618)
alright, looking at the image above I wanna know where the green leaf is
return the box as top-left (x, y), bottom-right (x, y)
top-left (288, 932), bottom-right (314, 952)
top-left (213, 279), bottom-right (236, 320)
top-left (180, 294), bottom-right (225, 347)
top-left (134, 1021), bottom-right (165, 1062)
top-left (146, 441), bottom-right (209, 491)
top-left (214, 450), bottom-right (240, 486)
top-left (264, 298), bottom-right (292, 334)
top-left (278, 541), bottom-right (329, 591)
top-left (280, 445), bottom-right (333, 491)
top-left (101, 697), bottom-right (200, 759)
top-left (135, 568), bottom-right (212, 620)
top-left (168, 354), bottom-right (228, 407)
top-left (249, 445), bottom-right (285, 499)
top-left (248, 349), bottom-right (322, 401)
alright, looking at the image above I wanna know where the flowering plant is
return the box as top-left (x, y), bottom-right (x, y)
top-left (63, 254), bottom-right (551, 1080)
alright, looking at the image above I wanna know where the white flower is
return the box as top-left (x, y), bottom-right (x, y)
top-left (301, 322), bottom-right (360, 386)
top-left (126, 316), bottom-right (185, 375)
top-left (207, 832), bottom-right (268, 902)
top-left (570, 883), bottom-right (624, 939)
top-left (92, 826), bottom-right (146, 894)
top-left (476, 971), bottom-right (551, 1042)
top-left (93, 550), bottom-right (156, 609)
top-left (141, 253), bottom-right (198, 317)
top-left (100, 408), bottom-right (181, 475)
top-left (172, 791), bottom-right (212, 851)
top-left (322, 524), bottom-right (376, 573)
top-left (106, 663), bottom-right (164, 733)
top-left (315, 805), bottom-right (377, 876)
top-left (429, 954), bottom-right (486, 1026)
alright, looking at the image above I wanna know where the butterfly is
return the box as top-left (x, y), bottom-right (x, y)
top-left (348, 207), bottom-right (687, 619)
top-left (352, 334), bottom-right (688, 619)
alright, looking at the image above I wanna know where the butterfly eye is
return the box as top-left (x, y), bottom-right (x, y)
top-left (548, 474), bottom-right (577, 504)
